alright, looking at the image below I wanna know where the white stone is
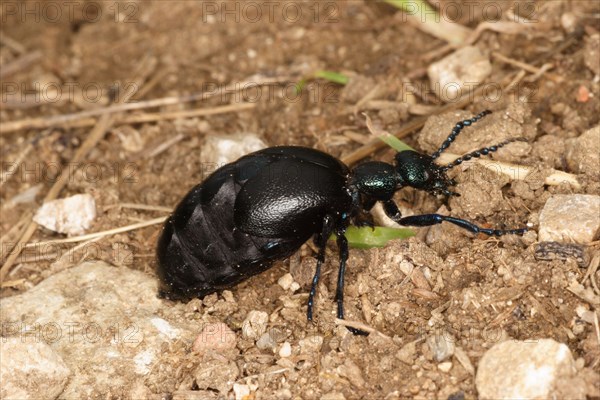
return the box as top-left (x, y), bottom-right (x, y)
top-left (201, 133), bottom-right (267, 166)
top-left (0, 261), bottom-right (197, 398)
top-left (539, 195), bottom-right (600, 243)
top-left (277, 273), bottom-right (294, 291)
top-left (0, 338), bottom-right (71, 400)
top-left (475, 339), bottom-right (584, 399)
top-left (427, 332), bottom-right (456, 362)
top-left (256, 332), bottom-right (276, 350)
top-left (233, 383), bottom-right (251, 400)
top-left (279, 341), bottom-right (292, 358)
top-left (428, 46), bottom-right (492, 103)
top-left (336, 358), bottom-right (365, 388)
top-left (241, 310), bottom-right (269, 341)
top-left (33, 193), bottom-right (96, 235)
top-left (438, 361), bottom-right (453, 373)
top-left (566, 125), bottom-right (600, 179)
top-left (299, 335), bottom-right (323, 355)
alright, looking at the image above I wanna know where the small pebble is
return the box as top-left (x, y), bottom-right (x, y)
top-left (222, 290), bottom-right (235, 302)
top-left (476, 339), bottom-right (584, 399)
top-left (279, 341), bottom-right (292, 358)
top-left (336, 359), bottom-right (365, 388)
top-left (396, 341), bottom-right (417, 365)
top-left (299, 335), bottom-right (324, 355)
top-left (427, 333), bottom-right (456, 362)
top-left (566, 125), bottom-right (599, 179)
top-left (539, 194), bottom-right (600, 244)
top-left (399, 260), bottom-right (414, 276)
top-left (321, 392), bottom-right (346, 400)
top-left (115, 125), bottom-right (144, 152)
top-left (34, 193), bottom-right (96, 235)
top-left (275, 388), bottom-right (292, 399)
top-left (242, 310), bottom-right (269, 341)
top-left (561, 12), bottom-right (579, 33)
top-left (438, 361), bottom-right (453, 373)
top-left (454, 346), bottom-right (475, 376)
top-left (277, 273), bottom-right (294, 291)
top-left (201, 133), bottom-right (267, 166)
top-left (427, 46), bottom-right (492, 102)
top-left (256, 332), bottom-right (277, 350)
top-left (233, 383), bottom-right (251, 400)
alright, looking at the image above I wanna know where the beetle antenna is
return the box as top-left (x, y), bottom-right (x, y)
top-left (431, 110), bottom-right (492, 159)
top-left (441, 137), bottom-right (527, 171)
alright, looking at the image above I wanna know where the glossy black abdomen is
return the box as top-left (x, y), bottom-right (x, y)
top-left (156, 146), bottom-right (352, 300)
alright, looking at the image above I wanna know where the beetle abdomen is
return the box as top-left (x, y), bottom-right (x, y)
top-left (157, 163), bottom-right (305, 300)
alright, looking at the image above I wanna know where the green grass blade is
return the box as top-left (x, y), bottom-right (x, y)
top-left (313, 70), bottom-right (349, 85)
top-left (378, 135), bottom-right (414, 152)
top-left (294, 70), bottom-right (349, 94)
top-left (339, 226), bottom-right (415, 249)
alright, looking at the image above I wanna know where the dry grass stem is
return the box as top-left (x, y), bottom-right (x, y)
top-left (334, 318), bottom-right (392, 340)
top-left (23, 216), bottom-right (166, 248)
top-left (0, 76), bottom-right (286, 134)
top-left (0, 50), bottom-right (42, 79)
top-left (492, 52), bottom-right (563, 82)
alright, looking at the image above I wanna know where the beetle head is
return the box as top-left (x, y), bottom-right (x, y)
top-left (394, 150), bottom-right (458, 196)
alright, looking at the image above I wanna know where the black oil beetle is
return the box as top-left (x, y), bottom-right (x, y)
top-left (157, 110), bottom-right (527, 335)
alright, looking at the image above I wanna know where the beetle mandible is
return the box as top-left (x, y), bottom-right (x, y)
top-left (156, 110), bottom-right (527, 335)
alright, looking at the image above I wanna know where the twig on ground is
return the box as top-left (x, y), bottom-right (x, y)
top-left (0, 76), bottom-right (287, 134)
top-left (334, 318), bottom-right (392, 339)
top-left (492, 52), bottom-right (563, 82)
top-left (0, 50), bottom-right (42, 79)
top-left (103, 203), bottom-right (172, 213)
top-left (0, 211), bottom-right (33, 263)
top-left (142, 133), bottom-right (185, 160)
top-left (23, 217), bottom-right (167, 248)
top-left (0, 142), bottom-right (33, 189)
top-left (0, 31), bottom-right (27, 53)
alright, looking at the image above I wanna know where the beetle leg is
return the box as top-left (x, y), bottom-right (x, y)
top-left (335, 231), bottom-right (369, 336)
top-left (383, 200), bottom-right (526, 236)
top-left (382, 200), bottom-right (402, 221)
top-left (334, 232), bottom-right (348, 319)
top-left (353, 212), bottom-right (375, 228)
top-left (350, 193), bottom-right (375, 228)
top-left (307, 215), bottom-right (335, 322)
top-left (397, 214), bottom-right (527, 236)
